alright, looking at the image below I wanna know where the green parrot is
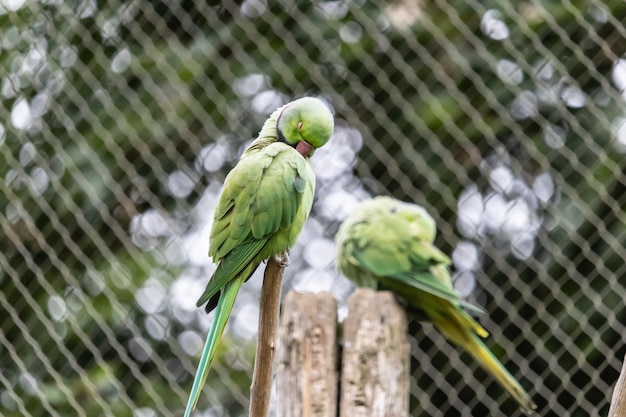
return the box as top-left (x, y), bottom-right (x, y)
top-left (335, 196), bottom-right (536, 414)
top-left (183, 97), bottom-right (334, 416)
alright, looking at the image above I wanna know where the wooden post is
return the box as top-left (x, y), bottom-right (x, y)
top-left (277, 289), bottom-right (409, 417)
top-left (340, 288), bottom-right (410, 417)
top-left (609, 353), bottom-right (626, 417)
top-left (277, 291), bottom-right (338, 417)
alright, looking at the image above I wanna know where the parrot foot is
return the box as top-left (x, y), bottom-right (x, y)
top-left (275, 251), bottom-right (290, 268)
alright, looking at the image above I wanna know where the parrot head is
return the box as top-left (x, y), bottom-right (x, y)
top-left (277, 97), bottom-right (334, 157)
top-left (360, 197), bottom-right (438, 243)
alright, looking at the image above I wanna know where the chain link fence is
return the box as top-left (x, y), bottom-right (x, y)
top-left (1, 0), bottom-right (626, 416)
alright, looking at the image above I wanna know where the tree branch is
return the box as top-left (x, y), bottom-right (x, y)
top-left (249, 254), bottom-right (286, 417)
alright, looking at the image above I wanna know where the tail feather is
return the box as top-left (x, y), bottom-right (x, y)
top-left (432, 309), bottom-right (537, 414)
top-left (183, 274), bottom-right (246, 417)
top-left (463, 334), bottom-right (537, 414)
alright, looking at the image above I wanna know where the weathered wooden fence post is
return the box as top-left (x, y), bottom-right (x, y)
top-left (278, 291), bottom-right (338, 417)
top-left (340, 288), bottom-right (409, 417)
top-left (277, 288), bottom-right (409, 417)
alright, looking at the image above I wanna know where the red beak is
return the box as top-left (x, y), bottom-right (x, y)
top-left (296, 140), bottom-right (314, 157)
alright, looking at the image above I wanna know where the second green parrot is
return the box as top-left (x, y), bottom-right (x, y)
top-left (335, 196), bottom-right (536, 414)
top-left (183, 97), bottom-right (334, 417)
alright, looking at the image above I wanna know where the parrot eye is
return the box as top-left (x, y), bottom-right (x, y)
top-left (390, 206), bottom-right (398, 213)
top-left (297, 121), bottom-right (303, 130)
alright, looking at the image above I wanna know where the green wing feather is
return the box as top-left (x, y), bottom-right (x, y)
top-left (344, 214), bottom-right (484, 314)
top-left (379, 272), bottom-right (485, 315)
top-left (195, 239), bottom-right (269, 308)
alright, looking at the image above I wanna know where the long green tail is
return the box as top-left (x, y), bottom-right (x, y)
top-left (432, 308), bottom-right (537, 414)
top-left (463, 333), bottom-right (537, 414)
top-left (183, 275), bottom-right (246, 417)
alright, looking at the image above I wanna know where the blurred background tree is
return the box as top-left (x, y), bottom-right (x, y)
top-left (1, 0), bottom-right (625, 416)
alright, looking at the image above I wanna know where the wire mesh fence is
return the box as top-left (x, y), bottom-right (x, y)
top-left (1, 0), bottom-right (625, 416)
